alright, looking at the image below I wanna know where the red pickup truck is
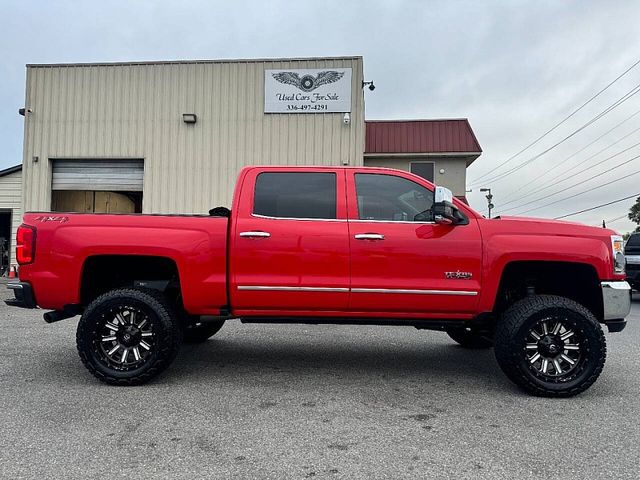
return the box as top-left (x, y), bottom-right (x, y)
top-left (7, 166), bottom-right (632, 396)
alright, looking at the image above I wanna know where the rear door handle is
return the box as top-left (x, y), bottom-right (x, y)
top-left (354, 233), bottom-right (385, 240)
top-left (239, 231), bottom-right (271, 238)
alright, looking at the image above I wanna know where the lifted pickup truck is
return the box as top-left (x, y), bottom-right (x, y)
top-left (7, 166), bottom-right (632, 396)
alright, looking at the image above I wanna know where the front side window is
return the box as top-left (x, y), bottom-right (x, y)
top-left (355, 173), bottom-right (434, 222)
top-left (254, 172), bottom-right (337, 219)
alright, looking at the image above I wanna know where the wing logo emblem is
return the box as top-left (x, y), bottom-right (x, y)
top-left (272, 71), bottom-right (345, 92)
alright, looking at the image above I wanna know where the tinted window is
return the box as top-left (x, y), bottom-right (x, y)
top-left (355, 173), bottom-right (434, 222)
top-left (410, 162), bottom-right (435, 182)
top-left (627, 233), bottom-right (640, 247)
top-left (254, 172), bottom-right (337, 219)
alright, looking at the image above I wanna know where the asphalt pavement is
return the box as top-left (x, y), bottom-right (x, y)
top-left (1, 291), bottom-right (639, 479)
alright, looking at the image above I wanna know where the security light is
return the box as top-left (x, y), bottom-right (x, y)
top-left (182, 113), bottom-right (197, 124)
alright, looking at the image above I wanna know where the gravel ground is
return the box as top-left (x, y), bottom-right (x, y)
top-left (1, 291), bottom-right (639, 479)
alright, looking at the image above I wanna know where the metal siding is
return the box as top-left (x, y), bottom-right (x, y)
top-left (51, 160), bottom-right (144, 191)
top-left (0, 169), bottom-right (23, 265)
top-left (23, 57), bottom-right (365, 214)
top-left (365, 120), bottom-right (482, 154)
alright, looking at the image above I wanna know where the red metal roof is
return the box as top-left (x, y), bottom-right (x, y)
top-left (365, 119), bottom-right (482, 155)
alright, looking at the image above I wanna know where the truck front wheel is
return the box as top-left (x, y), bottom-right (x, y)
top-left (76, 288), bottom-right (182, 385)
top-left (494, 295), bottom-right (606, 397)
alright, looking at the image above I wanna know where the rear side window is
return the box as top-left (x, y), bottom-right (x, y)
top-left (253, 172), bottom-right (337, 219)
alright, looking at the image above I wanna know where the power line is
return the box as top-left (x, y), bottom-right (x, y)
top-left (554, 193), bottom-right (640, 219)
top-left (604, 213), bottom-right (630, 225)
top-left (515, 166), bottom-right (640, 215)
top-left (498, 110), bottom-right (640, 205)
top-left (498, 146), bottom-right (640, 213)
top-left (469, 82), bottom-right (640, 187)
top-left (470, 58), bottom-right (640, 184)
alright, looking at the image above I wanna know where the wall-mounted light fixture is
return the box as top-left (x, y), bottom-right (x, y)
top-left (362, 81), bottom-right (375, 91)
top-left (343, 113), bottom-right (351, 125)
top-left (182, 113), bottom-right (197, 124)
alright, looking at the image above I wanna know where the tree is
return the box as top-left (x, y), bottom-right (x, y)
top-left (630, 196), bottom-right (640, 232)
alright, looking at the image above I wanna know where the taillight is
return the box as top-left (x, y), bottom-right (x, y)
top-left (16, 224), bottom-right (36, 265)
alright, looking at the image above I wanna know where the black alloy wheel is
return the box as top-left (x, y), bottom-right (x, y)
top-left (76, 288), bottom-right (182, 385)
top-left (494, 295), bottom-right (606, 397)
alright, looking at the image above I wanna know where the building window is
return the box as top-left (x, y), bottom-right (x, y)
top-left (355, 173), bottom-right (434, 222)
top-left (410, 162), bottom-right (435, 183)
top-left (254, 172), bottom-right (337, 219)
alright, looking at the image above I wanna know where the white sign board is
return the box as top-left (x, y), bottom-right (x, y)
top-left (264, 68), bottom-right (352, 113)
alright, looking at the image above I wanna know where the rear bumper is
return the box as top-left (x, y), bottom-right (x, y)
top-left (5, 282), bottom-right (37, 309)
top-left (601, 281), bottom-right (631, 332)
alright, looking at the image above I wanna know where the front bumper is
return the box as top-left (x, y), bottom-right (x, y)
top-left (5, 281), bottom-right (37, 309)
top-left (601, 281), bottom-right (632, 332)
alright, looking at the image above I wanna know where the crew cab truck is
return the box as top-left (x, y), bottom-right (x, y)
top-left (7, 166), bottom-right (632, 397)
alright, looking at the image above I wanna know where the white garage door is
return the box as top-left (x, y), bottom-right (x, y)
top-left (51, 159), bottom-right (144, 191)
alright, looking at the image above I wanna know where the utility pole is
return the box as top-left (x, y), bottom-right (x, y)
top-left (480, 188), bottom-right (494, 218)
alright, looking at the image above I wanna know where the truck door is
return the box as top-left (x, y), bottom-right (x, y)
top-left (347, 170), bottom-right (482, 315)
top-left (229, 168), bottom-right (350, 313)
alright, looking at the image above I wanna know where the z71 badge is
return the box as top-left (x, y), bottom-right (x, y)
top-left (445, 271), bottom-right (473, 280)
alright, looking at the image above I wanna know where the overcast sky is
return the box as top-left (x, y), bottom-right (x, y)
top-left (1, 0), bottom-right (639, 232)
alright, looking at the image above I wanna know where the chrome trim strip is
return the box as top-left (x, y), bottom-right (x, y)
top-left (251, 213), bottom-right (347, 223)
top-left (625, 255), bottom-right (640, 265)
top-left (351, 288), bottom-right (478, 296)
top-left (238, 286), bottom-right (349, 292)
top-left (251, 214), bottom-right (436, 225)
top-left (7, 283), bottom-right (23, 290)
top-left (349, 219), bottom-right (436, 225)
top-left (237, 285), bottom-right (478, 296)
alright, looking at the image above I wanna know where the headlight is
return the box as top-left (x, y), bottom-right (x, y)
top-left (611, 235), bottom-right (625, 274)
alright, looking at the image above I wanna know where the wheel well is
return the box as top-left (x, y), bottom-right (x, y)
top-left (495, 261), bottom-right (603, 320)
top-left (80, 255), bottom-right (181, 307)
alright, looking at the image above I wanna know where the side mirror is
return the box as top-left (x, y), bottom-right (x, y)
top-left (433, 186), bottom-right (462, 225)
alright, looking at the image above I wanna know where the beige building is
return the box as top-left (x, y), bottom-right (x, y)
top-left (21, 57), bottom-right (365, 215)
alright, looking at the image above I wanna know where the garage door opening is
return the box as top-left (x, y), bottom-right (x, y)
top-left (52, 191), bottom-right (142, 214)
top-left (0, 210), bottom-right (11, 275)
top-left (50, 159), bottom-right (143, 214)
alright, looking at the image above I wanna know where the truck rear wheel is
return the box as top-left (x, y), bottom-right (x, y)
top-left (446, 328), bottom-right (493, 349)
top-left (76, 288), bottom-right (182, 385)
top-left (183, 320), bottom-right (225, 343)
top-left (494, 295), bottom-right (606, 397)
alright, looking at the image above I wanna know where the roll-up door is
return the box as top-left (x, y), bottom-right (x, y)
top-left (51, 159), bottom-right (144, 192)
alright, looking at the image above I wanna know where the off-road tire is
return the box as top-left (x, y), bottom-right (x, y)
top-left (446, 328), bottom-right (494, 349)
top-left (76, 288), bottom-right (182, 385)
top-left (494, 295), bottom-right (606, 397)
top-left (183, 320), bottom-right (225, 343)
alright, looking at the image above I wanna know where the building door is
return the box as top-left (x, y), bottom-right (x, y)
top-left (347, 169), bottom-right (482, 315)
top-left (0, 210), bottom-right (11, 275)
top-left (51, 159), bottom-right (143, 213)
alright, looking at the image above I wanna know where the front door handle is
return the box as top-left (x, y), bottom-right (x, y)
top-left (239, 231), bottom-right (271, 238)
top-left (354, 233), bottom-right (385, 241)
